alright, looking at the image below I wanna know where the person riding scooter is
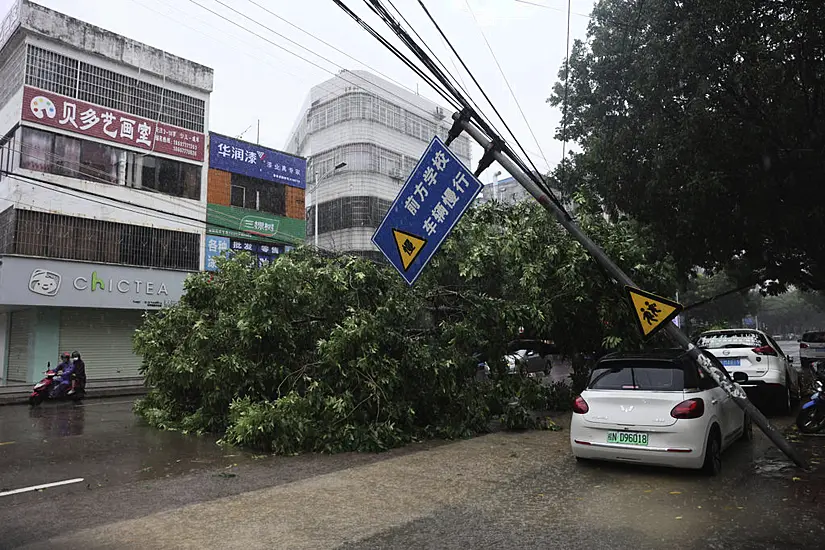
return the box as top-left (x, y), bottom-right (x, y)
top-left (68, 350), bottom-right (85, 395)
top-left (50, 352), bottom-right (75, 398)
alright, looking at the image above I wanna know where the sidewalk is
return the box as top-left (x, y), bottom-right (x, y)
top-left (0, 378), bottom-right (146, 405)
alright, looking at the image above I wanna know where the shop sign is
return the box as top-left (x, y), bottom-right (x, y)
top-left (0, 256), bottom-right (189, 309)
top-left (22, 86), bottom-right (205, 161)
top-left (209, 133), bottom-right (306, 188)
top-left (206, 204), bottom-right (305, 244)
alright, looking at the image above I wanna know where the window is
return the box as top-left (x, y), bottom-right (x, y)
top-left (9, 209), bottom-right (199, 270)
top-left (802, 332), bottom-right (825, 344)
top-left (26, 45), bottom-right (205, 132)
top-left (588, 361), bottom-right (686, 391)
top-left (316, 195), bottom-right (391, 235)
top-left (231, 185), bottom-right (246, 208)
top-left (79, 140), bottom-right (118, 183)
top-left (21, 128), bottom-right (201, 200)
top-left (696, 331), bottom-right (765, 349)
top-left (230, 174), bottom-right (286, 216)
top-left (20, 127), bottom-right (52, 171)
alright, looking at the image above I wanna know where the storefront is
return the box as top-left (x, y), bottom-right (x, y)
top-left (204, 204), bottom-right (304, 271)
top-left (0, 256), bottom-right (188, 384)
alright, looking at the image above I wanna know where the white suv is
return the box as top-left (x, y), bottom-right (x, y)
top-left (799, 331), bottom-right (825, 370)
top-left (696, 329), bottom-right (800, 414)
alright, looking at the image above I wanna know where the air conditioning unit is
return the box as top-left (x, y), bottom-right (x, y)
top-left (389, 169), bottom-right (402, 179)
top-left (434, 107), bottom-right (445, 120)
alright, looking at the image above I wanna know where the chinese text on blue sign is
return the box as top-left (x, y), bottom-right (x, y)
top-left (372, 136), bottom-right (482, 285)
top-left (209, 133), bottom-right (307, 189)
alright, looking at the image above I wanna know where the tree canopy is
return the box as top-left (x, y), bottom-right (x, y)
top-left (134, 199), bottom-right (676, 454)
top-left (550, 0), bottom-right (825, 289)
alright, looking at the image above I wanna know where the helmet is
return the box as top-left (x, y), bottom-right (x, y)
top-left (60, 352), bottom-right (71, 361)
top-left (71, 351), bottom-right (81, 360)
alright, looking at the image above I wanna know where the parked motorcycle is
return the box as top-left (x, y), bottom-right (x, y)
top-left (29, 362), bottom-right (84, 406)
top-left (796, 362), bottom-right (825, 434)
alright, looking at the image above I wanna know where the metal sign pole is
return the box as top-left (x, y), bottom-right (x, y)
top-left (454, 114), bottom-right (808, 469)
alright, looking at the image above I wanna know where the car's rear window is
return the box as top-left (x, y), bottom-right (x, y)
top-left (696, 331), bottom-right (765, 349)
top-left (802, 332), bottom-right (825, 343)
top-left (589, 361), bottom-right (685, 391)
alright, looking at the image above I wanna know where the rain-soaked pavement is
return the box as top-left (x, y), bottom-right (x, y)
top-left (0, 397), bottom-right (823, 549)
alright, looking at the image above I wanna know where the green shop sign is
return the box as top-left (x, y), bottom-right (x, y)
top-left (206, 204), bottom-right (305, 244)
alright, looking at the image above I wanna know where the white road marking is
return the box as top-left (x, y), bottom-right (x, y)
top-left (0, 478), bottom-right (84, 497)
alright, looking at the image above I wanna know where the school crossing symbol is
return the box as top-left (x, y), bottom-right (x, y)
top-left (626, 286), bottom-right (683, 339)
top-left (392, 229), bottom-right (427, 271)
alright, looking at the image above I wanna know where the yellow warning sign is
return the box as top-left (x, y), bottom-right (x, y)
top-left (393, 228), bottom-right (427, 271)
top-left (626, 286), bottom-right (683, 339)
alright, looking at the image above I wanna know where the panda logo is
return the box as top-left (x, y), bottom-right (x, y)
top-left (29, 269), bottom-right (62, 297)
top-left (30, 96), bottom-right (57, 120)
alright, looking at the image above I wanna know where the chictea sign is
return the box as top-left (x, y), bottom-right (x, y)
top-left (0, 257), bottom-right (189, 309)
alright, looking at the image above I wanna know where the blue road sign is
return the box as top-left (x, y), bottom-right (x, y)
top-left (373, 136), bottom-right (483, 285)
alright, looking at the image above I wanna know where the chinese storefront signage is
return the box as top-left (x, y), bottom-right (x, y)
top-left (372, 136), bottom-right (483, 285)
top-left (206, 204), bottom-right (305, 244)
top-left (22, 86), bottom-right (205, 161)
top-left (204, 234), bottom-right (291, 271)
top-left (209, 133), bottom-right (306, 189)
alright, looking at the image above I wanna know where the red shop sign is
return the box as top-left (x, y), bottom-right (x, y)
top-left (22, 86), bottom-right (204, 162)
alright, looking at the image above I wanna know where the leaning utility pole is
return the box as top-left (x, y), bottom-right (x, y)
top-left (448, 112), bottom-right (807, 469)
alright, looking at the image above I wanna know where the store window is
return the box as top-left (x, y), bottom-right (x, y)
top-left (20, 127), bottom-right (201, 200)
top-left (231, 185), bottom-right (246, 208)
top-left (230, 173), bottom-right (286, 216)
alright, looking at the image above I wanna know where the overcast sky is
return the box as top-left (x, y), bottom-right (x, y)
top-left (1, 0), bottom-right (592, 183)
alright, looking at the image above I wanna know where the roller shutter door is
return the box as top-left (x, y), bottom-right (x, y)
top-left (58, 309), bottom-right (145, 380)
top-left (6, 309), bottom-right (33, 383)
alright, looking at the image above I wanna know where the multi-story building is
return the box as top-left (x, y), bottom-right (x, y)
top-left (285, 70), bottom-right (471, 260)
top-left (0, 1), bottom-right (212, 385)
top-left (204, 133), bottom-right (306, 269)
top-left (476, 174), bottom-right (532, 205)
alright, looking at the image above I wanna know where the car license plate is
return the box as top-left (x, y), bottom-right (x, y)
top-left (720, 358), bottom-right (740, 367)
top-left (607, 431), bottom-right (648, 446)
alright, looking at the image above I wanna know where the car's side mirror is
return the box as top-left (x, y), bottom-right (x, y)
top-left (789, 355), bottom-right (794, 363)
top-left (732, 372), bottom-right (748, 383)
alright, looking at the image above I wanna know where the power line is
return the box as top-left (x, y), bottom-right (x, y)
top-left (405, 0), bottom-right (561, 202)
top-left (513, 0), bottom-right (590, 17)
top-left (463, 0), bottom-right (554, 173)
top-left (181, 0), bottom-right (461, 117)
top-left (4, 146), bottom-right (303, 244)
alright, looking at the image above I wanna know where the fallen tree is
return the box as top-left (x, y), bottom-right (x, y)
top-left (134, 199), bottom-right (676, 453)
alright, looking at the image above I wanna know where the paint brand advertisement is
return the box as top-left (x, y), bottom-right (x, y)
top-left (22, 86), bottom-right (205, 161)
top-left (209, 133), bottom-right (306, 188)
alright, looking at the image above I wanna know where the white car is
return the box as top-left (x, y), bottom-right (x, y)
top-left (696, 329), bottom-right (800, 414)
top-left (570, 349), bottom-right (750, 475)
top-left (799, 331), bottom-right (825, 370)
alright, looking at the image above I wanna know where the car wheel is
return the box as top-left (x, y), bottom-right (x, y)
top-left (740, 413), bottom-right (753, 442)
top-left (702, 431), bottom-right (722, 476)
top-left (777, 384), bottom-right (792, 415)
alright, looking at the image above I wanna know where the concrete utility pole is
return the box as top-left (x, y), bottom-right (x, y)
top-left (452, 113), bottom-right (807, 469)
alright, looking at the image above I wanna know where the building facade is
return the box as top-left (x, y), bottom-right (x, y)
top-left (0, 1), bottom-right (213, 385)
top-left (476, 175), bottom-right (533, 205)
top-left (204, 133), bottom-right (306, 269)
top-left (285, 70), bottom-right (471, 260)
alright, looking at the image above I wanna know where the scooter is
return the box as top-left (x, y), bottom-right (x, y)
top-left (796, 364), bottom-right (825, 434)
top-left (29, 362), bottom-right (84, 406)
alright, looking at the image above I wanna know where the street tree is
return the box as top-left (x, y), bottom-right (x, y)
top-left (549, 0), bottom-right (825, 289)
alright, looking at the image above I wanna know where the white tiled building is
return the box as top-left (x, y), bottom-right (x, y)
top-left (286, 70), bottom-right (471, 259)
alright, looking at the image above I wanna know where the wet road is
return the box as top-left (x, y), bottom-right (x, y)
top-left (1, 399), bottom-right (823, 549)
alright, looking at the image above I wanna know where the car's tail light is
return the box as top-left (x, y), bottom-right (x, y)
top-left (572, 396), bottom-right (589, 414)
top-left (752, 345), bottom-right (778, 356)
top-left (800, 343), bottom-right (809, 349)
top-left (670, 398), bottom-right (705, 419)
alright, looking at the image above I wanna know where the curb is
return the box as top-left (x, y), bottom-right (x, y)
top-left (0, 384), bottom-right (147, 405)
